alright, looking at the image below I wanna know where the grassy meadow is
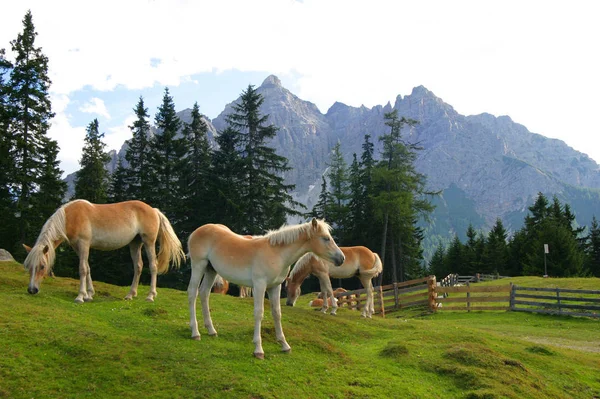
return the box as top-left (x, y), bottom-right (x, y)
top-left (1, 260), bottom-right (599, 399)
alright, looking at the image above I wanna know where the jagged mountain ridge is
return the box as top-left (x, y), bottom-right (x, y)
top-left (67, 75), bottom-right (600, 246)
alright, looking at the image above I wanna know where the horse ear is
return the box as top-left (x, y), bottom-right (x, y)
top-left (22, 244), bottom-right (32, 253)
top-left (42, 245), bottom-right (49, 255)
top-left (311, 218), bottom-right (318, 229)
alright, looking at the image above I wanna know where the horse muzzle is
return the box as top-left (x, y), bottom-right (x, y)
top-left (333, 254), bottom-right (345, 267)
top-left (27, 286), bottom-right (39, 295)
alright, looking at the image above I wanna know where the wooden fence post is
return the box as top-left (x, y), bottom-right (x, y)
top-left (428, 275), bottom-right (437, 312)
top-left (509, 283), bottom-right (515, 311)
top-left (379, 285), bottom-right (385, 317)
top-left (393, 282), bottom-right (399, 310)
top-left (556, 288), bottom-right (562, 315)
top-left (466, 282), bottom-right (471, 312)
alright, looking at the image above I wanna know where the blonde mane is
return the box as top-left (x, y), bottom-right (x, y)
top-left (23, 201), bottom-right (79, 272)
top-left (265, 219), bottom-right (332, 246)
top-left (288, 252), bottom-right (317, 281)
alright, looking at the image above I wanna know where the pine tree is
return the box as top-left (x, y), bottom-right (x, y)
top-left (428, 243), bottom-right (448, 279)
top-left (148, 88), bottom-right (184, 217)
top-left (584, 216), bottom-right (600, 277)
top-left (32, 136), bottom-right (66, 225)
top-left (0, 48), bottom-right (16, 250)
top-left (372, 110), bottom-right (432, 283)
top-left (178, 102), bottom-right (212, 236)
top-left (484, 218), bottom-right (508, 275)
top-left (74, 119), bottom-right (110, 203)
top-left (326, 142), bottom-right (350, 240)
top-left (7, 10), bottom-right (56, 243)
top-left (108, 157), bottom-right (128, 203)
top-left (125, 96), bottom-right (152, 202)
top-left (310, 176), bottom-right (331, 221)
top-left (224, 84), bottom-right (301, 234)
top-left (210, 127), bottom-right (245, 232)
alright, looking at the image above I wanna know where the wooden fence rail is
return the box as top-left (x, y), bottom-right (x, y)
top-left (510, 285), bottom-right (600, 318)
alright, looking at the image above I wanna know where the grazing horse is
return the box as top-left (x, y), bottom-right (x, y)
top-left (211, 275), bottom-right (229, 294)
top-left (285, 246), bottom-right (382, 317)
top-left (23, 199), bottom-right (185, 303)
top-left (187, 218), bottom-right (345, 359)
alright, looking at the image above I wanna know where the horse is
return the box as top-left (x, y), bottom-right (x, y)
top-left (211, 275), bottom-right (229, 294)
top-left (23, 199), bottom-right (185, 303)
top-left (285, 246), bottom-right (382, 317)
top-left (187, 218), bottom-right (345, 359)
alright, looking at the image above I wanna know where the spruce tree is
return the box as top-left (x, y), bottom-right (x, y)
top-left (326, 142), bottom-right (350, 240)
top-left (178, 102), bottom-right (212, 236)
top-left (7, 10), bottom-right (56, 243)
top-left (32, 136), bottom-right (66, 225)
top-left (0, 48), bottom-right (15, 250)
top-left (108, 157), bottom-right (128, 203)
top-left (484, 218), bottom-right (508, 275)
top-left (148, 88), bottom-right (184, 217)
top-left (224, 84), bottom-right (301, 234)
top-left (125, 96), bottom-right (152, 202)
top-left (310, 176), bottom-right (331, 221)
top-left (584, 216), bottom-right (600, 277)
top-left (74, 119), bottom-right (110, 203)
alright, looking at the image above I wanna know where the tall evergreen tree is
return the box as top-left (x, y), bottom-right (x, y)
top-left (148, 88), bottom-right (184, 217)
top-left (7, 10), bottom-right (56, 243)
top-left (584, 216), bottom-right (600, 277)
top-left (108, 157), bottom-right (128, 203)
top-left (484, 218), bottom-right (508, 275)
top-left (32, 136), bottom-right (66, 225)
top-left (0, 48), bottom-right (16, 250)
top-left (74, 119), bottom-right (110, 203)
top-left (125, 96), bottom-right (152, 202)
top-left (178, 102), bottom-right (212, 236)
top-left (210, 127), bottom-right (245, 232)
top-left (326, 142), bottom-right (350, 240)
top-left (224, 84), bottom-right (301, 234)
top-left (372, 110), bottom-right (432, 283)
top-left (310, 176), bottom-right (331, 221)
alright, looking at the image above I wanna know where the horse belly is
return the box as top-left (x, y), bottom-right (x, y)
top-left (328, 263), bottom-right (358, 279)
top-left (90, 229), bottom-right (138, 250)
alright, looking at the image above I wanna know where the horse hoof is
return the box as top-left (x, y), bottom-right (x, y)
top-left (145, 297), bottom-right (155, 302)
top-left (192, 335), bottom-right (201, 341)
top-left (254, 352), bottom-right (265, 360)
top-left (208, 332), bottom-right (218, 337)
top-left (282, 348), bottom-right (291, 354)
top-left (84, 297), bottom-right (93, 302)
top-left (74, 298), bottom-right (84, 304)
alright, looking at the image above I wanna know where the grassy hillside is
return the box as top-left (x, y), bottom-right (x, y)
top-left (1, 261), bottom-right (599, 399)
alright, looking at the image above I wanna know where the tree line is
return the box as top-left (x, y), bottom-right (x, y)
top-left (428, 193), bottom-right (600, 279)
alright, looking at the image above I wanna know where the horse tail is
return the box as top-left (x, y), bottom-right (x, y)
top-left (370, 253), bottom-right (383, 278)
top-left (154, 209), bottom-right (185, 274)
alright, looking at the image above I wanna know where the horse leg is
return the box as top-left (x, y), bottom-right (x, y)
top-left (187, 259), bottom-right (207, 340)
top-left (73, 242), bottom-right (91, 303)
top-left (317, 273), bottom-right (337, 315)
top-left (252, 282), bottom-right (267, 359)
top-left (142, 236), bottom-right (158, 302)
top-left (125, 239), bottom-right (143, 300)
top-left (359, 275), bottom-right (374, 318)
top-left (85, 269), bottom-right (95, 301)
top-left (198, 268), bottom-right (218, 336)
top-left (267, 284), bottom-right (291, 354)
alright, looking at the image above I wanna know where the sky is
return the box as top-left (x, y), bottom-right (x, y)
top-left (1, 0), bottom-right (599, 177)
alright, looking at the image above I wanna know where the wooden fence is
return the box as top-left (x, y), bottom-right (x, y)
top-left (510, 286), bottom-right (600, 318)
top-left (332, 275), bottom-right (600, 318)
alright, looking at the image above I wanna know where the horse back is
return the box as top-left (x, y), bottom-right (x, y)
top-left (342, 246), bottom-right (378, 272)
top-left (188, 224), bottom-right (266, 262)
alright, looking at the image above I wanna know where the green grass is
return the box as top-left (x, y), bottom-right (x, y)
top-left (1, 261), bottom-right (599, 399)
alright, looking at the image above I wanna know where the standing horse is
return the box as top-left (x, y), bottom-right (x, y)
top-left (285, 246), bottom-right (382, 317)
top-left (23, 199), bottom-right (185, 303)
top-left (187, 218), bottom-right (345, 359)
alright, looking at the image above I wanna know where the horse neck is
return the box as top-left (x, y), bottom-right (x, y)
top-left (272, 233), bottom-right (313, 272)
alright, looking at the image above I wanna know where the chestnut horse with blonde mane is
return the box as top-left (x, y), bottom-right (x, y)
top-left (187, 218), bottom-right (345, 359)
top-left (23, 200), bottom-right (185, 303)
top-left (285, 246), bottom-right (382, 317)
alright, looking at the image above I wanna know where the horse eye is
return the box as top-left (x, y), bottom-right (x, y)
top-left (40, 265), bottom-right (45, 270)
top-left (322, 237), bottom-right (331, 242)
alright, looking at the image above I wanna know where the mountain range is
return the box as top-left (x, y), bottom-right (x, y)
top-left (66, 75), bottom-right (600, 255)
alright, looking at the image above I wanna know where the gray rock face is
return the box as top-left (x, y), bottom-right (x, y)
top-left (65, 75), bottom-right (600, 238)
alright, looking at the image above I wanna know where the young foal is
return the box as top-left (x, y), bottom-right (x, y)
top-left (23, 200), bottom-right (185, 303)
top-left (187, 219), bottom-right (345, 359)
top-left (285, 246), bottom-right (382, 317)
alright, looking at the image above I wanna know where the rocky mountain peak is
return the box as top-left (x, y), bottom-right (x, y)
top-left (261, 75), bottom-right (282, 88)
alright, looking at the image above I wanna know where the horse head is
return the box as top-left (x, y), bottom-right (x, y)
top-left (284, 277), bottom-right (302, 306)
top-left (306, 218), bottom-right (345, 267)
top-left (23, 243), bottom-right (53, 295)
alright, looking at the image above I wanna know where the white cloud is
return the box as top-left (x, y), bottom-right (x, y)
top-left (47, 94), bottom-right (85, 176)
top-left (2, 0), bottom-right (600, 163)
top-left (79, 98), bottom-right (111, 120)
top-left (105, 115), bottom-right (136, 153)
